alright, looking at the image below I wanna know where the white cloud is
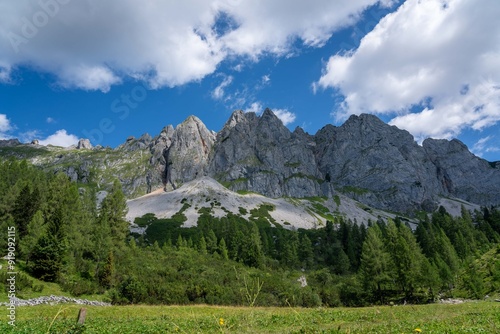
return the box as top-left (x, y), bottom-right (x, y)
top-left (245, 102), bottom-right (263, 114)
top-left (0, 0), bottom-right (391, 91)
top-left (472, 136), bottom-right (493, 157)
top-left (212, 75), bottom-right (233, 100)
top-left (244, 102), bottom-right (296, 125)
top-left (19, 129), bottom-right (41, 143)
top-left (273, 108), bottom-right (296, 125)
top-left (232, 64), bottom-right (244, 72)
top-left (46, 117), bottom-right (55, 124)
top-left (262, 75), bottom-right (270, 84)
top-left (219, 0), bottom-right (394, 56)
top-left (58, 65), bottom-right (121, 93)
top-left (0, 63), bottom-right (11, 83)
top-left (0, 114), bottom-right (13, 139)
top-left (38, 129), bottom-right (79, 147)
top-left (486, 147), bottom-right (500, 153)
top-left (472, 135), bottom-right (500, 157)
top-left (317, 0), bottom-right (500, 139)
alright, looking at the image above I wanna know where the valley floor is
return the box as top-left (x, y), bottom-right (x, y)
top-left (2, 301), bottom-right (499, 333)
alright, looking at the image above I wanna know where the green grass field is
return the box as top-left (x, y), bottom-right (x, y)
top-left (1, 301), bottom-right (499, 333)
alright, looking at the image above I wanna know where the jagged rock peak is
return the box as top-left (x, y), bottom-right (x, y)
top-left (0, 139), bottom-right (21, 147)
top-left (260, 108), bottom-right (282, 124)
top-left (293, 126), bottom-right (310, 136)
top-left (423, 138), bottom-right (469, 154)
top-left (223, 109), bottom-right (247, 130)
top-left (179, 115), bottom-right (205, 127)
top-left (343, 113), bottom-right (391, 130)
top-left (76, 139), bottom-right (92, 149)
top-left (160, 124), bottom-right (175, 135)
top-left (164, 114), bottom-right (216, 188)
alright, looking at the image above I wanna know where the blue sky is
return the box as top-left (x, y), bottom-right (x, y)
top-left (0, 0), bottom-right (499, 161)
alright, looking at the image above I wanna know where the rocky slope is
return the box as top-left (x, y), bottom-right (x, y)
top-left (1, 108), bottom-right (499, 216)
top-left (126, 176), bottom-right (400, 229)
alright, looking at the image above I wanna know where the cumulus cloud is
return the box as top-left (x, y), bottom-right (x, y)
top-left (0, 114), bottom-right (77, 146)
top-left (219, 0), bottom-right (394, 56)
top-left (38, 129), bottom-right (79, 147)
top-left (273, 108), bottom-right (296, 125)
top-left (58, 65), bottom-right (121, 93)
top-left (0, 114), bottom-right (13, 139)
top-left (245, 102), bottom-right (263, 114)
top-left (212, 75), bottom-right (233, 100)
top-left (0, 0), bottom-right (390, 92)
top-left (316, 0), bottom-right (500, 139)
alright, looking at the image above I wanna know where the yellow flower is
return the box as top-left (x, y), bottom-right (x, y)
top-left (414, 328), bottom-right (422, 333)
top-left (219, 318), bottom-right (225, 326)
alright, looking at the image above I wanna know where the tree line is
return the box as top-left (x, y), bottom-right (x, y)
top-left (1, 158), bottom-right (499, 306)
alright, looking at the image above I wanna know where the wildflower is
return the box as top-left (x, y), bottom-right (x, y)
top-left (414, 328), bottom-right (422, 333)
top-left (219, 318), bottom-right (225, 326)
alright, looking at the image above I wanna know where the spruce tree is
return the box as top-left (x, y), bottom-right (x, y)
top-left (299, 234), bottom-right (314, 269)
top-left (206, 229), bottom-right (218, 253)
top-left (218, 237), bottom-right (229, 260)
top-left (99, 179), bottom-right (129, 249)
top-left (198, 236), bottom-right (208, 255)
top-left (19, 210), bottom-right (45, 263)
top-left (28, 233), bottom-right (64, 282)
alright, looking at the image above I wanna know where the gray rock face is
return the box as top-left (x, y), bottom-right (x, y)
top-left (118, 133), bottom-right (152, 151)
top-left (0, 139), bottom-right (21, 147)
top-left (423, 138), bottom-right (500, 206)
top-left (77, 138), bottom-right (93, 149)
top-left (208, 109), bottom-right (322, 198)
top-left (165, 116), bottom-right (215, 189)
top-left (315, 114), bottom-right (443, 212)
top-left (3, 110), bottom-right (500, 213)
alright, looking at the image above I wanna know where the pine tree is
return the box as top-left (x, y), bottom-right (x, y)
top-left (333, 245), bottom-right (350, 275)
top-left (19, 210), bottom-right (45, 263)
top-left (241, 222), bottom-right (264, 268)
top-left (386, 221), bottom-right (427, 299)
top-left (281, 232), bottom-right (299, 268)
top-left (99, 251), bottom-right (115, 288)
top-left (206, 229), bottom-right (218, 253)
top-left (198, 236), bottom-right (207, 255)
top-left (359, 225), bottom-right (392, 302)
top-left (28, 232), bottom-right (64, 282)
top-left (299, 234), bottom-right (314, 269)
top-left (99, 179), bottom-right (129, 249)
top-left (93, 209), bottom-right (113, 283)
top-left (12, 184), bottom-right (40, 238)
top-left (218, 237), bottom-right (229, 260)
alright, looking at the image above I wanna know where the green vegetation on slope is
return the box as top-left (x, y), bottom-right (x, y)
top-left (0, 159), bottom-right (500, 311)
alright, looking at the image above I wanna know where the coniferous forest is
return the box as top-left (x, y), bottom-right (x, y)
top-left (1, 158), bottom-right (499, 307)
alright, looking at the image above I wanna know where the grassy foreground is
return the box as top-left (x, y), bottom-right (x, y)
top-left (1, 301), bottom-right (499, 333)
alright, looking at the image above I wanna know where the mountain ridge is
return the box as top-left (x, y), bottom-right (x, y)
top-left (1, 108), bottom-right (499, 217)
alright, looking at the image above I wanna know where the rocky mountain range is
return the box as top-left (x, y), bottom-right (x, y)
top-left (1, 108), bottom-right (499, 218)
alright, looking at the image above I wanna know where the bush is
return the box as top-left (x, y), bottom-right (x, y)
top-left (118, 276), bottom-right (148, 304)
top-left (61, 277), bottom-right (98, 296)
